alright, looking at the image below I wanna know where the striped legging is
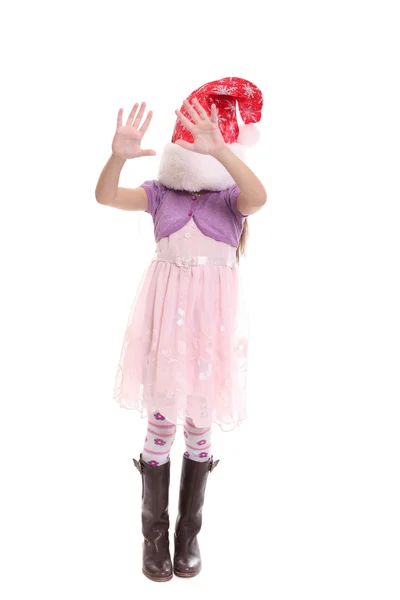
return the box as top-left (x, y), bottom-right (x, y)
top-left (142, 410), bottom-right (212, 466)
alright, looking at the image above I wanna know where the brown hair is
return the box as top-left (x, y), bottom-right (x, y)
top-left (236, 218), bottom-right (249, 263)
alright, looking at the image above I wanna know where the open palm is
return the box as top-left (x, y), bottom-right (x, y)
top-left (174, 98), bottom-right (226, 156)
top-left (112, 102), bottom-right (156, 160)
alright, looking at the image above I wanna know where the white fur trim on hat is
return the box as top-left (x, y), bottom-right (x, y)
top-left (157, 143), bottom-right (246, 192)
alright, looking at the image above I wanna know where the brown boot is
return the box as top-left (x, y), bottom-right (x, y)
top-left (173, 454), bottom-right (220, 578)
top-left (133, 454), bottom-right (173, 582)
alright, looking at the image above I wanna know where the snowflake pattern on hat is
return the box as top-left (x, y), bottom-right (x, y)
top-left (172, 76), bottom-right (263, 145)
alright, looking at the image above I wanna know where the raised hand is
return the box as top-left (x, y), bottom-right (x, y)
top-left (174, 98), bottom-right (226, 156)
top-left (112, 102), bottom-right (156, 160)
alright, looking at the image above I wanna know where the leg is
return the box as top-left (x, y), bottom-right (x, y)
top-left (142, 410), bottom-right (177, 466)
top-left (133, 410), bottom-right (177, 582)
top-left (183, 417), bottom-right (212, 462)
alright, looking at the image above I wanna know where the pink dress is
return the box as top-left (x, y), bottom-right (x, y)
top-left (113, 217), bottom-right (248, 432)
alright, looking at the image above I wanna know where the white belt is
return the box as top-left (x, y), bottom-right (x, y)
top-left (153, 253), bottom-right (237, 270)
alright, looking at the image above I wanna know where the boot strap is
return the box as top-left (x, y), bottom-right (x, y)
top-left (209, 458), bottom-right (220, 472)
top-left (133, 457), bottom-right (143, 474)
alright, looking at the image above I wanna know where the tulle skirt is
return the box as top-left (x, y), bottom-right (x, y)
top-left (113, 218), bottom-right (248, 432)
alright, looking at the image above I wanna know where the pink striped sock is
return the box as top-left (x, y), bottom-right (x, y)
top-left (142, 411), bottom-right (177, 466)
top-left (183, 417), bottom-right (212, 462)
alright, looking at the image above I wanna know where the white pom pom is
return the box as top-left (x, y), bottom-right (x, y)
top-left (237, 123), bottom-right (261, 147)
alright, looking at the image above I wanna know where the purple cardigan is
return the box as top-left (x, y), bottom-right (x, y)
top-left (140, 180), bottom-right (247, 247)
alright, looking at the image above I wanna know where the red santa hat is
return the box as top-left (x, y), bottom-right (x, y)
top-left (157, 77), bottom-right (263, 192)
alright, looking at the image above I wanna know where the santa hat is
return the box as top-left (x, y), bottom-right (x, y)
top-left (157, 77), bottom-right (263, 192)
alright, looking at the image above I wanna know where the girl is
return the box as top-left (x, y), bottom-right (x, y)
top-left (95, 77), bottom-right (266, 582)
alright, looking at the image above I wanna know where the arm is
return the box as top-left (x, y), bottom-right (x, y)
top-left (94, 101), bottom-right (156, 210)
top-left (95, 154), bottom-right (148, 211)
top-left (174, 98), bottom-right (267, 216)
top-left (212, 146), bottom-right (267, 216)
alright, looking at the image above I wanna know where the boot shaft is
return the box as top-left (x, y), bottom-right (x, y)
top-left (176, 455), bottom-right (219, 534)
top-left (133, 455), bottom-right (171, 537)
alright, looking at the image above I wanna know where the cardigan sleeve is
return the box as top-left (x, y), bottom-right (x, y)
top-left (223, 184), bottom-right (249, 219)
top-left (140, 179), bottom-right (163, 217)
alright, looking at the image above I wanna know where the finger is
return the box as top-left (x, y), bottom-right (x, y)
top-left (175, 109), bottom-right (194, 132)
top-left (192, 98), bottom-right (208, 120)
top-left (210, 103), bottom-right (218, 124)
top-left (117, 108), bottom-right (123, 129)
top-left (175, 139), bottom-right (194, 151)
top-left (132, 102), bottom-right (147, 128)
top-left (139, 149), bottom-right (157, 156)
top-left (138, 110), bottom-right (153, 134)
top-left (183, 99), bottom-right (200, 123)
top-left (127, 103), bottom-right (139, 125)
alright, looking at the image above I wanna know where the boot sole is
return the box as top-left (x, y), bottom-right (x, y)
top-left (174, 569), bottom-right (201, 578)
top-left (142, 568), bottom-right (173, 582)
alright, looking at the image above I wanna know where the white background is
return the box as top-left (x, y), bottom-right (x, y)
top-left (1, 0), bottom-right (399, 598)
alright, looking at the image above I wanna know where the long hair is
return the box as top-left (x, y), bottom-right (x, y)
top-left (236, 218), bottom-right (248, 264)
